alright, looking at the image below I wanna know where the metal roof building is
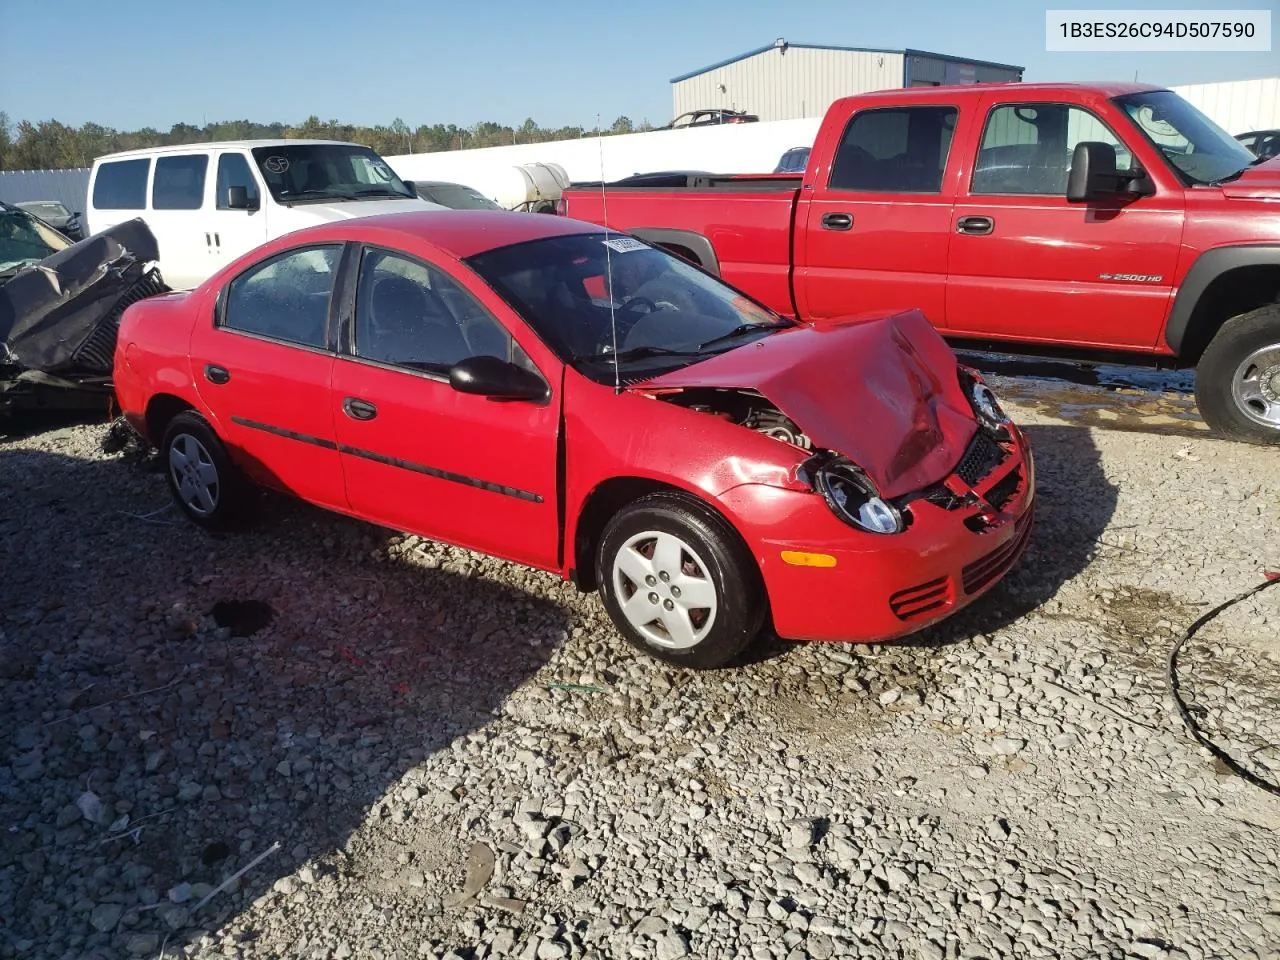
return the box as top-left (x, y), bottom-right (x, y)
top-left (671, 40), bottom-right (1024, 122)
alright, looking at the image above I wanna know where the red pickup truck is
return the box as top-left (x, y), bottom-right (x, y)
top-left (558, 82), bottom-right (1280, 445)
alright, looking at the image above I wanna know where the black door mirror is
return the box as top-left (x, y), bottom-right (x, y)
top-left (448, 355), bottom-right (548, 402)
top-left (402, 179), bottom-right (417, 196)
top-left (1067, 141), bottom-right (1128, 202)
top-left (226, 186), bottom-right (259, 211)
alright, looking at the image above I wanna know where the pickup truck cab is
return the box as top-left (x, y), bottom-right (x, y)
top-left (86, 139), bottom-right (446, 291)
top-left (558, 82), bottom-right (1280, 444)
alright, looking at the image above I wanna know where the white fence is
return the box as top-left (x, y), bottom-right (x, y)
top-left (1171, 78), bottom-right (1280, 135)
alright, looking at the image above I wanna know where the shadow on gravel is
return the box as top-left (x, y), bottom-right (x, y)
top-left (738, 422), bottom-right (1118, 666)
top-left (0, 446), bottom-right (567, 959)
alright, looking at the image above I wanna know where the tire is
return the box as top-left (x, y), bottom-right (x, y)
top-left (594, 492), bottom-right (767, 669)
top-left (161, 411), bottom-right (255, 531)
top-left (1194, 304), bottom-right (1280, 445)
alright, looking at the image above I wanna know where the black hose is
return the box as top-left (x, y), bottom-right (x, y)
top-left (1166, 572), bottom-right (1280, 796)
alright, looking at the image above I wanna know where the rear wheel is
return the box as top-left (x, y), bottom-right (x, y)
top-left (161, 411), bottom-right (255, 530)
top-left (595, 493), bottom-right (766, 669)
top-left (1195, 305), bottom-right (1280, 445)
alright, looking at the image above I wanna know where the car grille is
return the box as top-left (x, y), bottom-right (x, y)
top-left (961, 506), bottom-right (1035, 595)
top-left (955, 431), bottom-right (1008, 487)
top-left (69, 268), bottom-right (169, 374)
top-left (889, 575), bottom-right (953, 621)
top-left (985, 465), bottom-right (1023, 511)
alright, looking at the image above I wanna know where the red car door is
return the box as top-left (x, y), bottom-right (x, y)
top-left (946, 93), bottom-right (1185, 350)
top-left (329, 243), bottom-right (563, 571)
top-left (795, 100), bottom-right (967, 326)
top-left (187, 242), bottom-right (348, 509)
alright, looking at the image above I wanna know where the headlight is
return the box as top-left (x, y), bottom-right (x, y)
top-left (806, 458), bottom-right (905, 535)
top-left (960, 367), bottom-right (1011, 436)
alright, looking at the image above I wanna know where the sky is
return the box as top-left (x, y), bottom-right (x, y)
top-left (2, 0), bottom-right (1277, 131)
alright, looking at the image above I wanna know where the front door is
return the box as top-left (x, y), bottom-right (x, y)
top-left (331, 245), bottom-right (562, 571)
top-left (207, 150), bottom-right (269, 274)
top-left (795, 103), bottom-right (962, 326)
top-left (946, 96), bottom-right (1185, 350)
top-left (188, 242), bottom-right (348, 509)
top-left (146, 152), bottom-right (215, 291)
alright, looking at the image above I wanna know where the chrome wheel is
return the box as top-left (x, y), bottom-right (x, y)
top-left (610, 530), bottom-right (718, 650)
top-left (168, 433), bottom-right (220, 516)
top-left (1231, 342), bottom-right (1280, 430)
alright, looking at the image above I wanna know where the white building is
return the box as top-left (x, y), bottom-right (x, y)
top-left (670, 40), bottom-right (1024, 123)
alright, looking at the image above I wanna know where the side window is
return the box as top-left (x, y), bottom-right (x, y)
top-left (828, 106), bottom-right (958, 193)
top-left (152, 154), bottom-right (209, 210)
top-left (215, 154), bottom-right (260, 209)
top-left (354, 248), bottom-right (525, 374)
top-left (972, 103), bottom-right (1135, 196)
top-left (221, 244), bottom-right (343, 348)
top-left (92, 158), bottom-right (150, 210)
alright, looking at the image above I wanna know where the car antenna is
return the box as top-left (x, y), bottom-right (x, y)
top-left (597, 115), bottom-right (621, 395)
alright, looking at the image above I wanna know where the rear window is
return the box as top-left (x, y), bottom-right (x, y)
top-left (153, 154), bottom-right (209, 210)
top-left (828, 106), bottom-right (958, 193)
top-left (92, 158), bottom-right (151, 210)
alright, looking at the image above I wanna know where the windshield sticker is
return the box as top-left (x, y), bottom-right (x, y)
top-left (371, 161), bottom-right (395, 182)
top-left (602, 236), bottom-right (646, 254)
top-left (263, 156), bottom-right (290, 174)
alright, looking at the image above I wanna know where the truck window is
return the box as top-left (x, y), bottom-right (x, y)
top-left (152, 154), bottom-right (210, 210)
top-left (216, 153), bottom-right (260, 210)
top-left (92, 158), bottom-right (151, 210)
top-left (827, 106), bottom-right (958, 194)
top-left (971, 104), bottom-right (1133, 196)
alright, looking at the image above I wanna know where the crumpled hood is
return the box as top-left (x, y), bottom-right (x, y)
top-left (288, 198), bottom-right (449, 223)
top-left (1221, 155), bottom-right (1280, 200)
top-left (634, 310), bottom-right (979, 499)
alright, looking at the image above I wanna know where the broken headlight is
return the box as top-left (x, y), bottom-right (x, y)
top-left (801, 456), bottom-right (905, 535)
top-left (960, 367), bottom-right (1011, 437)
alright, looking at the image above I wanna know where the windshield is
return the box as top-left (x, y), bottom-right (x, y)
top-left (17, 201), bottom-right (70, 223)
top-left (1114, 90), bottom-right (1259, 185)
top-left (250, 143), bottom-right (416, 204)
top-left (0, 207), bottom-right (71, 277)
top-left (465, 232), bottom-right (792, 382)
top-left (418, 182), bottom-right (503, 210)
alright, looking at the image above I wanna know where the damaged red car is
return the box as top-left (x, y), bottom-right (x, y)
top-left (113, 211), bottom-right (1035, 669)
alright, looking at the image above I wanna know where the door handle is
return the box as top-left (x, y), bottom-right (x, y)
top-left (342, 397), bottom-right (378, 421)
top-left (214, 232), bottom-right (220, 248)
top-left (204, 364), bottom-right (230, 385)
top-left (205, 232), bottom-right (212, 247)
top-left (956, 215), bottom-right (995, 235)
top-left (821, 212), bottom-right (853, 231)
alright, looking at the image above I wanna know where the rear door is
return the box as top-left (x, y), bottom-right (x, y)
top-left (794, 102), bottom-right (964, 325)
top-left (188, 241), bottom-right (348, 509)
top-left (945, 94), bottom-right (1184, 350)
top-left (148, 152), bottom-right (215, 290)
top-left (330, 244), bottom-right (563, 571)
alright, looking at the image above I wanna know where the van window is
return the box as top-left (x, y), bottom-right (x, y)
top-left (153, 154), bottom-right (209, 210)
top-left (250, 143), bottom-right (415, 203)
top-left (92, 158), bottom-right (151, 210)
top-left (216, 154), bottom-right (260, 210)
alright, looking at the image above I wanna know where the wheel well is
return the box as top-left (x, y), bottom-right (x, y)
top-left (144, 394), bottom-right (195, 446)
top-left (571, 477), bottom-right (756, 592)
top-left (1180, 265), bottom-right (1280, 365)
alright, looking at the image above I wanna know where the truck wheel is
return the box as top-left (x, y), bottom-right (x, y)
top-left (595, 493), bottom-right (766, 670)
top-left (1195, 305), bottom-right (1280, 445)
top-left (162, 411), bottom-right (255, 531)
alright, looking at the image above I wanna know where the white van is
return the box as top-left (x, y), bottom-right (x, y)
top-left (85, 139), bottom-right (446, 290)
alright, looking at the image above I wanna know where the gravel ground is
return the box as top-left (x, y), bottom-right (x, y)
top-left (2, 404), bottom-right (1279, 960)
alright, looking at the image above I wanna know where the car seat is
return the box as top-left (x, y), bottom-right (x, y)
top-left (366, 274), bottom-right (470, 367)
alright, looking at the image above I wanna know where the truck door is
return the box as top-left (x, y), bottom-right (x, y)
top-left (945, 93), bottom-right (1185, 350)
top-left (795, 102), bottom-right (962, 327)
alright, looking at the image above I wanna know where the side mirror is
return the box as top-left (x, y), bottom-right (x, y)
top-left (402, 179), bottom-right (417, 195)
top-left (448, 355), bottom-right (548, 402)
top-left (226, 186), bottom-right (259, 211)
top-left (1067, 141), bottom-right (1129, 202)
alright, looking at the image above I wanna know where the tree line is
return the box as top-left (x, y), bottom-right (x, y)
top-left (0, 112), bottom-right (654, 171)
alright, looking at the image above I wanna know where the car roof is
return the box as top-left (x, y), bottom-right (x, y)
top-left (842, 80), bottom-right (1165, 102)
top-left (281, 210), bottom-right (607, 260)
top-left (94, 139), bottom-right (372, 162)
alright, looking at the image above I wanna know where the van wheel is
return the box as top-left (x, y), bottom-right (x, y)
top-left (595, 493), bottom-right (766, 669)
top-left (162, 412), bottom-right (255, 530)
top-left (1195, 305), bottom-right (1280, 445)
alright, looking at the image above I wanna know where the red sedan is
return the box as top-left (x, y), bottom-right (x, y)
top-left (113, 210), bottom-right (1035, 669)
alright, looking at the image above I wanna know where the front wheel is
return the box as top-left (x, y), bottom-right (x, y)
top-left (595, 493), bottom-right (767, 669)
top-left (1194, 305), bottom-right (1280, 445)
